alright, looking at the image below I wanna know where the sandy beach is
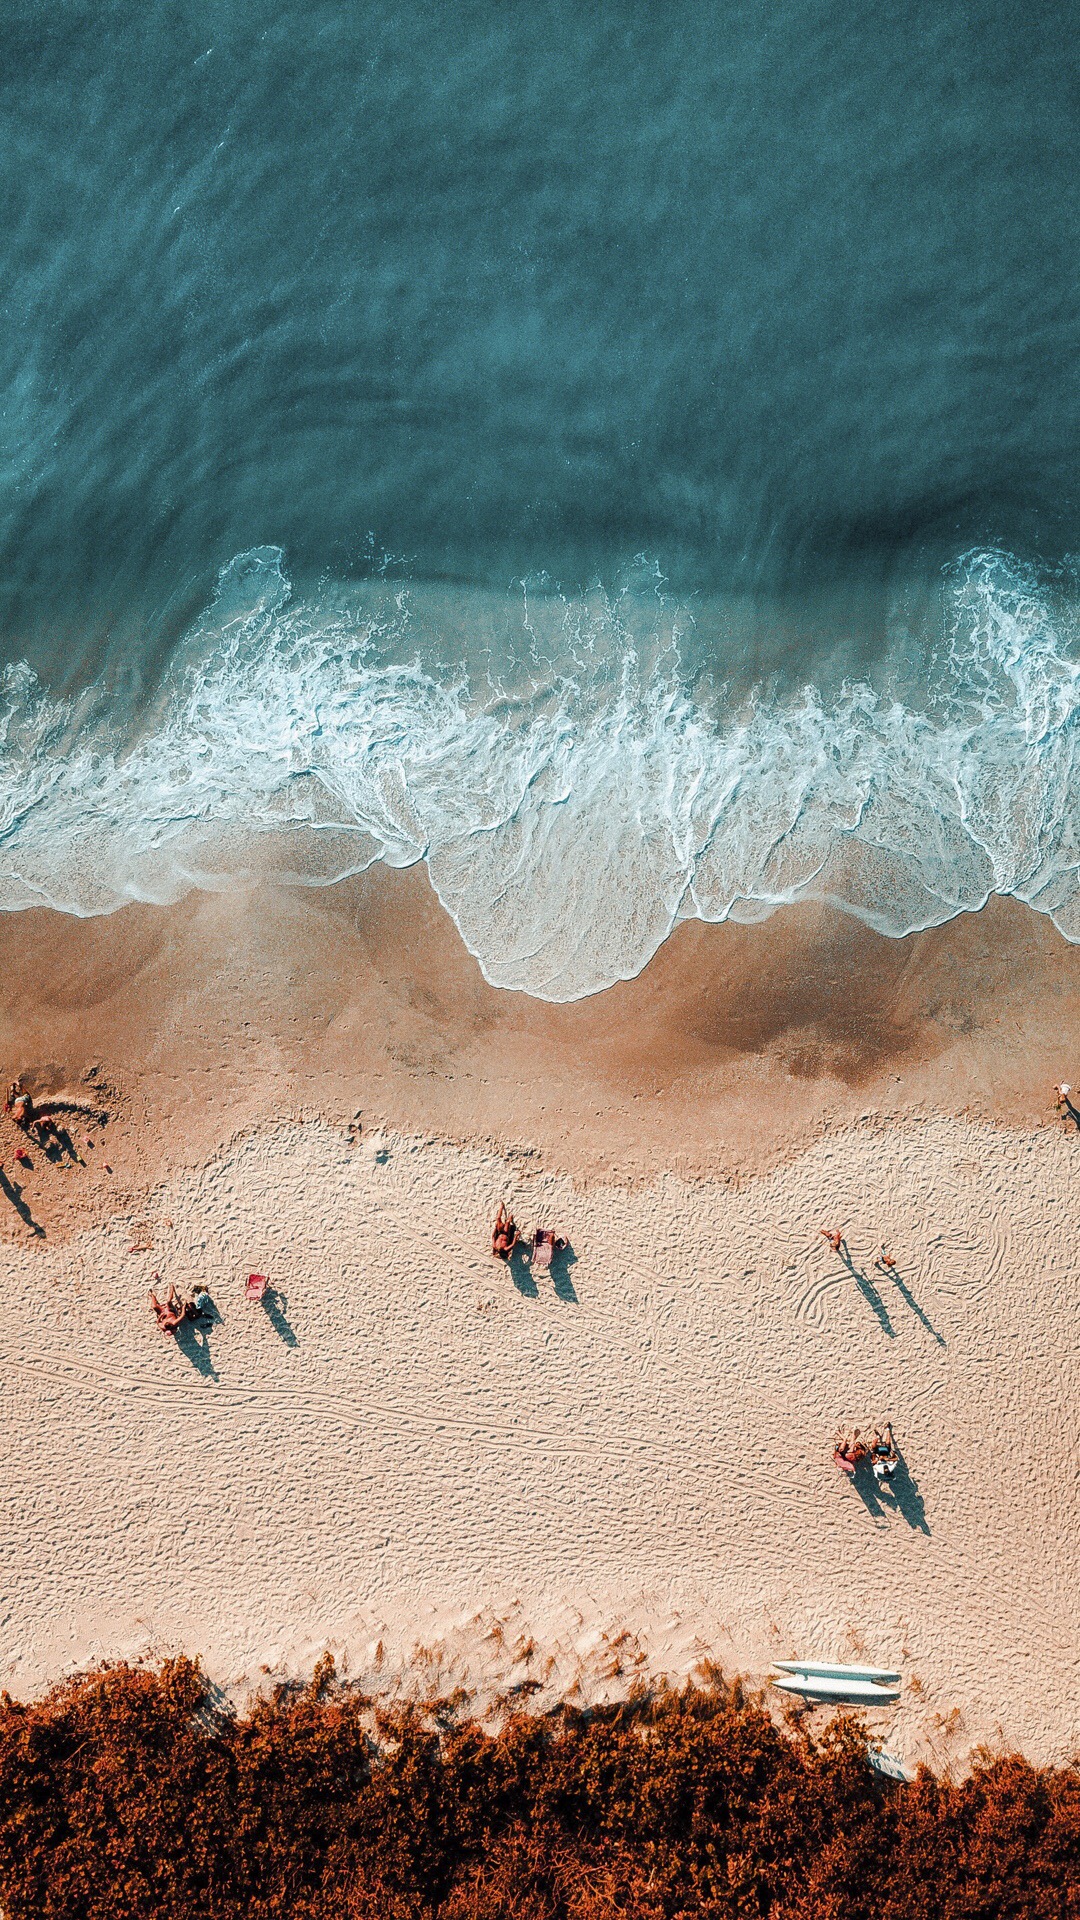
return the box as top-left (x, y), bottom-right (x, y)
top-left (1, 869), bottom-right (1079, 1776)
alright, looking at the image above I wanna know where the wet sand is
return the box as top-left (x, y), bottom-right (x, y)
top-left (1, 868), bottom-right (1079, 1205)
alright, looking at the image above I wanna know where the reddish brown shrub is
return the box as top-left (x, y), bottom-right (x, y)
top-left (0, 1661), bottom-right (1075, 1919)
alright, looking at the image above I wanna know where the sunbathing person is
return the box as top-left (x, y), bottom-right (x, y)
top-left (8, 1086), bottom-right (33, 1131)
top-left (833, 1429), bottom-right (869, 1470)
top-left (492, 1203), bottom-right (519, 1260)
top-left (30, 1115), bottom-right (65, 1160)
top-left (149, 1281), bottom-right (185, 1334)
top-left (871, 1422), bottom-right (898, 1480)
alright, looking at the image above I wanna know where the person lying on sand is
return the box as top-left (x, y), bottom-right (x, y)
top-left (492, 1203), bottom-right (519, 1260)
top-left (871, 1423), bottom-right (898, 1480)
top-left (149, 1281), bottom-right (185, 1334)
top-left (833, 1429), bottom-right (869, 1468)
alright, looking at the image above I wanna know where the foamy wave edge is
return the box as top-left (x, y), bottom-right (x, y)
top-left (2, 545), bottom-right (1079, 1001)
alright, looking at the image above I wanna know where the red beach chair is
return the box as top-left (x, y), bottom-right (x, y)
top-left (245, 1272), bottom-right (268, 1302)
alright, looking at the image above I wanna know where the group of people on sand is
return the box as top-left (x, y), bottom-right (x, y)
top-left (5, 1080), bottom-right (62, 1151)
top-left (149, 1280), bottom-right (213, 1335)
top-left (5, 1078), bottom-right (88, 1159)
top-left (492, 1203), bottom-right (566, 1267)
top-left (820, 1227), bottom-right (897, 1272)
top-left (834, 1422), bottom-right (899, 1481)
top-left (820, 1231), bottom-right (902, 1480)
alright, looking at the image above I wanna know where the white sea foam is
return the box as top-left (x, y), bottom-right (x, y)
top-left (2, 545), bottom-right (1079, 1000)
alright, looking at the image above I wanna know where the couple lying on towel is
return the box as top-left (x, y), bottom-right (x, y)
top-left (149, 1280), bottom-right (213, 1333)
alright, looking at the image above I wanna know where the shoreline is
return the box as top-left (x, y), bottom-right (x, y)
top-left (2, 866), bottom-right (1080, 1203)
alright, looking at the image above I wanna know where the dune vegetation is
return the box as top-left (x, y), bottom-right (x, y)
top-left (0, 1659), bottom-right (1075, 1919)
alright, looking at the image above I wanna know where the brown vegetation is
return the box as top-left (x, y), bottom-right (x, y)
top-left (0, 1659), bottom-right (1076, 1919)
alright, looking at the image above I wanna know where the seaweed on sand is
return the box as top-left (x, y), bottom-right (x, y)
top-left (0, 1658), bottom-right (1075, 1919)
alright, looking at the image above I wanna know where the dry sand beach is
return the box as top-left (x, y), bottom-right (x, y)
top-left (1, 868), bottom-right (1079, 1778)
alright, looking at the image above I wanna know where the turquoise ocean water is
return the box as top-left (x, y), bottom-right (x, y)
top-left (2, 3), bottom-right (1080, 995)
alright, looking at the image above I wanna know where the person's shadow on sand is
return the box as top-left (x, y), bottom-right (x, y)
top-left (505, 1241), bottom-right (580, 1302)
top-left (550, 1240), bottom-right (579, 1303)
top-left (849, 1458), bottom-right (888, 1523)
top-left (53, 1124), bottom-right (83, 1166)
top-left (839, 1249), bottom-right (894, 1337)
top-left (0, 1169), bottom-right (44, 1237)
top-left (261, 1287), bottom-right (298, 1346)
top-left (507, 1246), bottom-right (538, 1298)
top-left (880, 1448), bottom-right (930, 1533)
top-left (850, 1450), bottom-right (930, 1534)
top-left (878, 1262), bottom-right (945, 1347)
top-left (174, 1318), bottom-right (218, 1380)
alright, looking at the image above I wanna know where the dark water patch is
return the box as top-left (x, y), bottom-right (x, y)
top-left (3, 1), bottom-right (1080, 691)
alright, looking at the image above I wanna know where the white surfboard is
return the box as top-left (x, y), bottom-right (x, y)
top-left (868, 1747), bottom-right (913, 1782)
top-left (773, 1660), bottom-right (902, 1685)
top-left (771, 1673), bottom-right (901, 1703)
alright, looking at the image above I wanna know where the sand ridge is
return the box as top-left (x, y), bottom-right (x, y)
top-left (2, 1105), bottom-right (1077, 1775)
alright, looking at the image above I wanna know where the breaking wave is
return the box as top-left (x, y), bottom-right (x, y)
top-left (2, 544), bottom-right (1080, 1000)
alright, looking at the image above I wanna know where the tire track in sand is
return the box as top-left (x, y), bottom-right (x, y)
top-left (2, 1344), bottom-right (792, 1498)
